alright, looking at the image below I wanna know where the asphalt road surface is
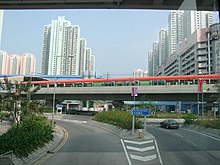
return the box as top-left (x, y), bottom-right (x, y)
top-left (41, 114), bottom-right (220, 165)
top-left (147, 125), bottom-right (220, 165)
top-left (42, 117), bottom-right (128, 165)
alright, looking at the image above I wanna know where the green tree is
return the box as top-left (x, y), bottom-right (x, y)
top-left (0, 76), bottom-right (41, 123)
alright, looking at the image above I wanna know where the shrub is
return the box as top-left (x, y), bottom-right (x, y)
top-left (0, 112), bottom-right (10, 121)
top-left (193, 119), bottom-right (220, 129)
top-left (148, 113), bottom-right (183, 118)
top-left (93, 111), bottom-right (143, 129)
top-left (0, 115), bottom-right (53, 158)
top-left (183, 113), bottom-right (198, 124)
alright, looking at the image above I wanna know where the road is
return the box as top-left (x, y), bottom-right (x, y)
top-left (42, 115), bottom-right (128, 165)
top-left (147, 125), bottom-right (220, 165)
top-left (41, 114), bottom-right (220, 165)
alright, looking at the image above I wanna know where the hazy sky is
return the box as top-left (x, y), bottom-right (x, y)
top-left (1, 9), bottom-right (207, 77)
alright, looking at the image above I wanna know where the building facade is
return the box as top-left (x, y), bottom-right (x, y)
top-left (85, 48), bottom-right (91, 77)
top-left (148, 10), bottom-right (214, 76)
top-left (0, 50), bottom-right (8, 74)
top-left (152, 41), bottom-right (159, 76)
top-left (209, 23), bottom-right (220, 74)
top-left (0, 50), bottom-right (36, 75)
top-left (0, 10), bottom-right (3, 49)
top-left (159, 29), bottom-right (168, 66)
top-left (8, 54), bottom-right (20, 75)
top-left (41, 16), bottom-right (95, 77)
top-left (156, 24), bottom-right (220, 76)
top-left (20, 53), bottom-right (36, 75)
top-left (148, 50), bottom-right (153, 76)
top-left (79, 38), bottom-right (87, 76)
top-left (133, 68), bottom-right (144, 77)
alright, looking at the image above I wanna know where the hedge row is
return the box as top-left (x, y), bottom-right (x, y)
top-left (93, 111), bottom-right (143, 129)
top-left (0, 115), bottom-right (53, 158)
top-left (193, 119), bottom-right (220, 129)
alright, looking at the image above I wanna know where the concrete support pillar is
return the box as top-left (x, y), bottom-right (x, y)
top-left (86, 100), bottom-right (89, 111)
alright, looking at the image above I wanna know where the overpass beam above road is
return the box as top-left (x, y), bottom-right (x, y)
top-left (32, 93), bottom-right (216, 102)
top-left (32, 84), bottom-right (219, 102)
top-left (0, 0), bottom-right (216, 11)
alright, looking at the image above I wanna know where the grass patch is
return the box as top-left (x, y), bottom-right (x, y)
top-left (93, 110), bottom-right (143, 129)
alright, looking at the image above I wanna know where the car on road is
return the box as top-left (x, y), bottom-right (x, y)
top-left (160, 119), bottom-right (179, 129)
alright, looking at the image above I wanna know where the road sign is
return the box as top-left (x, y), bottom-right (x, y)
top-left (131, 87), bottom-right (138, 96)
top-left (130, 108), bottom-right (150, 116)
top-left (56, 104), bottom-right (64, 108)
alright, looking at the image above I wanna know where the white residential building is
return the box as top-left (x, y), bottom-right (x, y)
top-left (183, 10), bottom-right (213, 39)
top-left (42, 16), bottom-right (95, 76)
top-left (0, 10), bottom-right (3, 49)
top-left (90, 55), bottom-right (96, 77)
top-left (79, 38), bottom-right (87, 76)
top-left (168, 10), bottom-right (184, 56)
top-left (152, 41), bottom-right (159, 76)
top-left (20, 53), bottom-right (36, 75)
top-left (159, 29), bottom-right (168, 66)
top-left (148, 50), bottom-right (153, 76)
top-left (0, 50), bottom-right (8, 74)
top-left (168, 10), bottom-right (213, 57)
top-left (133, 68), bottom-right (144, 77)
top-left (85, 48), bottom-right (91, 77)
top-left (8, 54), bottom-right (20, 75)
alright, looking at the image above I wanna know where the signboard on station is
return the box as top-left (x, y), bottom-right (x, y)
top-left (56, 104), bottom-right (64, 108)
top-left (130, 108), bottom-right (150, 116)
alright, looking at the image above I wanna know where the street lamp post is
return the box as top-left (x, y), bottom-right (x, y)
top-left (52, 78), bottom-right (56, 128)
top-left (52, 55), bottom-right (59, 128)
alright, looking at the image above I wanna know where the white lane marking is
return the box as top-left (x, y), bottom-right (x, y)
top-left (174, 133), bottom-right (184, 138)
top-left (53, 118), bottom-right (87, 124)
top-left (124, 140), bottom-right (153, 145)
top-left (126, 146), bottom-right (155, 152)
top-left (154, 139), bottom-right (163, 165)
top-left (121, 139), bottom-right (132, 165)
top-left (186, 139), bottom-right (198, 147)
top-left (181, 128), bottom-right (220, 142)
top-left (130, 154), bottom-right (157, 162)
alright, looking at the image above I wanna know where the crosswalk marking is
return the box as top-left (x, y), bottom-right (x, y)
top-left (126, 145), bottom-right (155, 152)
top-left (130, 154), bottom-right (157, 162)
top-left (124, 140), bottom-right (153, 145)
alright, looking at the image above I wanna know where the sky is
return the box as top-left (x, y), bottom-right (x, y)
top-left (1, 9), bottom-right (218, 77)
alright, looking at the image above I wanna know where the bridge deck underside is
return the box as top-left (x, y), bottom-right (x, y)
top-left (0, 0), bottom-right (216, 11)
top-left (33, 84), bottom-right (218, 102)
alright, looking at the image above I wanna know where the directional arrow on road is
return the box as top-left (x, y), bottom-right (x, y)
top-left (126, 146), bottom-right (155, 152)
top-left (124, 140), bottom-right (153, 145)
top-left (130, 154), bottom-right (157, 162)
